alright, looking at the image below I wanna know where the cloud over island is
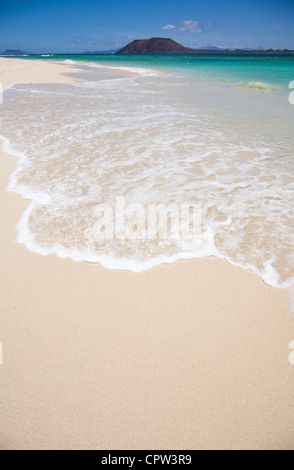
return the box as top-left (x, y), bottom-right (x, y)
top-left (162, 24), bottom-right (176, 30)
top-left (162, 20), bottom-right (203, 34)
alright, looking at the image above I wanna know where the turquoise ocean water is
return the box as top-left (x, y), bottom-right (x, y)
top-left (15, 52), bottom-right (294, 90)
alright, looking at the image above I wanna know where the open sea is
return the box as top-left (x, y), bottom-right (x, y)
top-left (0, 53), bottom-right (294, 287)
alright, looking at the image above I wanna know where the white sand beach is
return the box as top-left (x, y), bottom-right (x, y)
top-left (0, 57), bottom-right (294, 450)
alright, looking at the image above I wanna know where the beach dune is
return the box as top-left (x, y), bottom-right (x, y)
top-left (0, 58), bottom-right (293, 450)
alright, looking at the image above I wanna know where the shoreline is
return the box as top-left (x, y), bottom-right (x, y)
top-left (0, 57), bottom-right (294, 450)
top-left (0, 57), bottom-right (80, 89)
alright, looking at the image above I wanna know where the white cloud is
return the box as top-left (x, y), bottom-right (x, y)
top-left (179, 20), bottom-right (202, 34)
top-left (162, 24), bottom-right (176, 30)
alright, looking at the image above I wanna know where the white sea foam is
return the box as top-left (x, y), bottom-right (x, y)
top-left (60, 59), bottom-right (77, 65)
top-left (83, 62), bottom-right (160, 76)
top-left (59, 59), bottom-right (159, 77)
top-left (0, 75), bottom-right (293, 288)
top-left (0, 133), bottom-right (28, 161)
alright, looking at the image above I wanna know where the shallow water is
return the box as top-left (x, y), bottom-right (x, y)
top-left (0, 57), bottom-right (293, 287)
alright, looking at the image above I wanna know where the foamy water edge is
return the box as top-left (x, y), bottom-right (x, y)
top-left (1, 130), bottom-right (292, 288)
top-left (1, 67), bottom-right (293, 289)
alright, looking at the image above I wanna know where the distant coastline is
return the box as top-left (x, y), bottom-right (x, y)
top-left (1, 50), bottom-right (293, 56)
top-left (1, 40), bottom-right (294, 57)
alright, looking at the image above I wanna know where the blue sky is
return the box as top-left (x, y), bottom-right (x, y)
top-left (0, 0), bottom-right (294, 52)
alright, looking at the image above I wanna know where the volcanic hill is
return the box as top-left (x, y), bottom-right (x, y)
top-left (116, 37), bottom-right (198, 54)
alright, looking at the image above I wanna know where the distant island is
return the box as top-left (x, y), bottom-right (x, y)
top-left (116, 37), bottom-right (293, 54)
top-left (0, 49), bottom-right (29, 55)
top-left (116, 38), bottom-right (196, 54)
